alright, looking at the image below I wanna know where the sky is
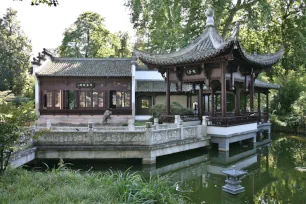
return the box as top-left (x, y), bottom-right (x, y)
top-left (0, 0), bottom-right (135, 56)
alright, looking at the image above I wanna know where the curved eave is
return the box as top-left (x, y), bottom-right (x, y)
top-left (135, 41), bottom-right (233, 67)
top-left (236, 41), bottom-right (284, 68)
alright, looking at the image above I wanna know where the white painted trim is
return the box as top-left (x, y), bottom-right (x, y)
top-left (135, 71), bottom-right (164, 80)
top-left (135, 115), bottom-right (151, 121)
top-left (131, 64), bottom-right (136, 120)
top-left (207, 123), bottom-right (257, 136)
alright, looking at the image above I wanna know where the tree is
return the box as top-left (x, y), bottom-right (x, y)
top-left (115, 31), bottom-right (132, 57)
top-left (0, 91), bottom-right (38, 174)
top-left (0, 8), bottom-right (32, 96)
top-left (124, 0), bottom-right (272, 53)
top-left (59, 12), bottom-right (123, 58)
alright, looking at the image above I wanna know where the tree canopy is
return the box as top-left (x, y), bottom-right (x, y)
top-left (0, 8), bottom-right (33, 96)
top-left (59, 12), bottom-right (131, 58)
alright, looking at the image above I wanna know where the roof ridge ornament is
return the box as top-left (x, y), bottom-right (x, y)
top-left (230, 21), bottom-right (240, 41)
top-left (205, 8), bottom-right (214, 27)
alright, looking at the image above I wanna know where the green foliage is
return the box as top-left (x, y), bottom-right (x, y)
top-left (59, 12), bottom-right (131, 58)
top-left (0, 8), bottom-right (32, 96)
top-left (0, 168), bottom-right (188, 203)
top-left (150, 102), bottom-right (194, 118)
top-left (0, 91), bottom-right (38, 174)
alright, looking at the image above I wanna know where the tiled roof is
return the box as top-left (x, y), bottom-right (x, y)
top-left (135, 12), bottom-right (284, 67)
top-left (37, 58), bottom-right (132, 77)
top-left (136, 79), bottom-right (279, 92)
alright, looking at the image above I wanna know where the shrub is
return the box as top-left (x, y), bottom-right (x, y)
top-left (150, 102), bottom-right (193, 119)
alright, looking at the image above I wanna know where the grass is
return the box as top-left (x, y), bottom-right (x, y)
top-left (0, 167), bottom-right (188, 204)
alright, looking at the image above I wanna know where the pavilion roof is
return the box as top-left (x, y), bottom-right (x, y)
top-left (134, 9), bottom-right (284, 68)
top-left (36, 58), bottom-right (132, 77)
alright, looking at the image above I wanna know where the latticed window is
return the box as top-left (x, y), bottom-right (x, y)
top-left (43, 90), bottom-right (53, 109)
top-left (116, 91), bottom-right (130, 108)
top-left (93, 91), bottom-right (104, 108)
top-left (55, 91), bottom-right (61, 108)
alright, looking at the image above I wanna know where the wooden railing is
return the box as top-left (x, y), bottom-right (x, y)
top-left (161, 115), bottom-right (200, 123)
top-left (207, 115), bottom-right (259, 127)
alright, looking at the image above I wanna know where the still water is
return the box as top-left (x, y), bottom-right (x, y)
top-left (29, 133), bottom-right (306, 204)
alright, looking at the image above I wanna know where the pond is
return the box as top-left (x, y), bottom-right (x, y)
top-left (27, 133), bottom-right (306, 204)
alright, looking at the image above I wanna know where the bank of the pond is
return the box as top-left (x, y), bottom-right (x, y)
top-left (0, 168), bottom-right (188, 204)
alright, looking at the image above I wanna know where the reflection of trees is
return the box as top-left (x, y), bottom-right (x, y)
top-left (254, 136), bottom-right (306, 203)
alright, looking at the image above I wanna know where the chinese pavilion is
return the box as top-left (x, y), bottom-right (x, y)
top-left (135, 8), bottom-right (284, 126)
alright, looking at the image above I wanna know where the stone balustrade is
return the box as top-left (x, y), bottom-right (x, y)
top-left (35, 116), bottom-right (208, 147)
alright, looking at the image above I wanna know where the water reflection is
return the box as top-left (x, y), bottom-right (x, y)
top-left (27, 133), bottom-right (306, 204)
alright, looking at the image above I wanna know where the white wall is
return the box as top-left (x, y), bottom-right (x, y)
top-left (135, 71), bottom-right (164, 80)
top-left (155, 95), bottom-right (188, 107)
top-left (207, 123), bottom-right (257, 136)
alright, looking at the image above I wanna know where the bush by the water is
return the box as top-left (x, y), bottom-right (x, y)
top-left (150, 102), bottom-right (194, 118)
top-left (0, 168), bottom-right (188, 204)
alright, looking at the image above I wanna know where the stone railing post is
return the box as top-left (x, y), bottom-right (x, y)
top-left (128, 119), bottom-right (135, 131)
top-left (174, 115), bottom-right (181, 125)
top-left (145, 122), bottom-right (153, 145)
top-left (179, 120), bottom-right (184, 140)
top-left (88, 122), bottom-right (94, 131)
top-left (47, 120), bottom-right (52, 130)
top-left (154, 118), bottom-right (159, 125)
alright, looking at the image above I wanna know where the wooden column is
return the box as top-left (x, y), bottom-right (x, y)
top-left (198, 83), bottom-right (203, 116)
top-left (266, 93), bottom-right (269, 121)
top-left (203, 95), bottom-right (206, 113)
top-left (208, 95), bottom-right (210, 113)
top-left (187, 94), bottom-right (189, 108)
top-left (244, 92), bottom-right (247, 113)
top-left (153, 92), bottom-right (156, 105)
top-left (166, 69), bottom-right (170, 116)
top-left (258, 91), bottom-right (261, 117)
top-left (211, 87), bottom-right (214, 116)
top-left (221, 62), bottom-right (227, 117)
top-left (250, 73), bottom-right (254, 112)
top-left (235, 84), bottom-right (240, 116)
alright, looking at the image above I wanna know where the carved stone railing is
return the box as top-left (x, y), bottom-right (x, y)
top-left (35, 116), bottom-right (209, 147)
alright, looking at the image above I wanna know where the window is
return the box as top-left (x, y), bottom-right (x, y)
top-left (43, 90), bottom-right (53, 109)
top-left (55, 91), bottom-right (61, 108)
top-left (93, 91), bottom-right (104, 108)
top-left (141, 99), bottom-right (149, 108)
top-left (115, 91), bottom-right (130, 108)
top-left (79, 91), bottom-right (93, 108)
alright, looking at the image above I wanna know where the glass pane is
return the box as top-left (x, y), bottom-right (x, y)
top-left (99, 92), bottom-right (104, 107)
top-left (55, 91), bottom-right (61, 108)
top-left (93, 92), bottom-right (98, 108)
top-left (125, 92), bottom-right (130, 107)
top-left (141, 99), bottom-right (149, 108)
top-left (47, 92), bottom-right (52, 108)
top-left (116, 92), bottom-right (122, 108)
top-left (80, 92), bottom-right (86, 108)
top-left (86, 92), bottom-right (92, 108)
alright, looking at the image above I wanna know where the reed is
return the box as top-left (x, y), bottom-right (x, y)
top-left (0, 167), bottom-right (188, 204)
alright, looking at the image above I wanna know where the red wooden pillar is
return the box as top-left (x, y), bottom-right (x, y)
top-left (166, 69), bottom-right (170, 116)
top-left (266, 93), bottom-right (269, 121)
top-left (250, 73), bottom-right (254, 112)
top-left (198, 83), bottom-right (203, 116)
top-left (211, 87), bottom-right (214, 116)
top-left (221, 62), bottom-right (227, 117)
top-left (235, 84), bottom-right (240, 116)
top-left (258, 91), bottom-right (261, 118)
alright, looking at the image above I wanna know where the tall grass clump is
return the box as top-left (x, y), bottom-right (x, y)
top-left (0, 166), bottom-right (189, 204)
